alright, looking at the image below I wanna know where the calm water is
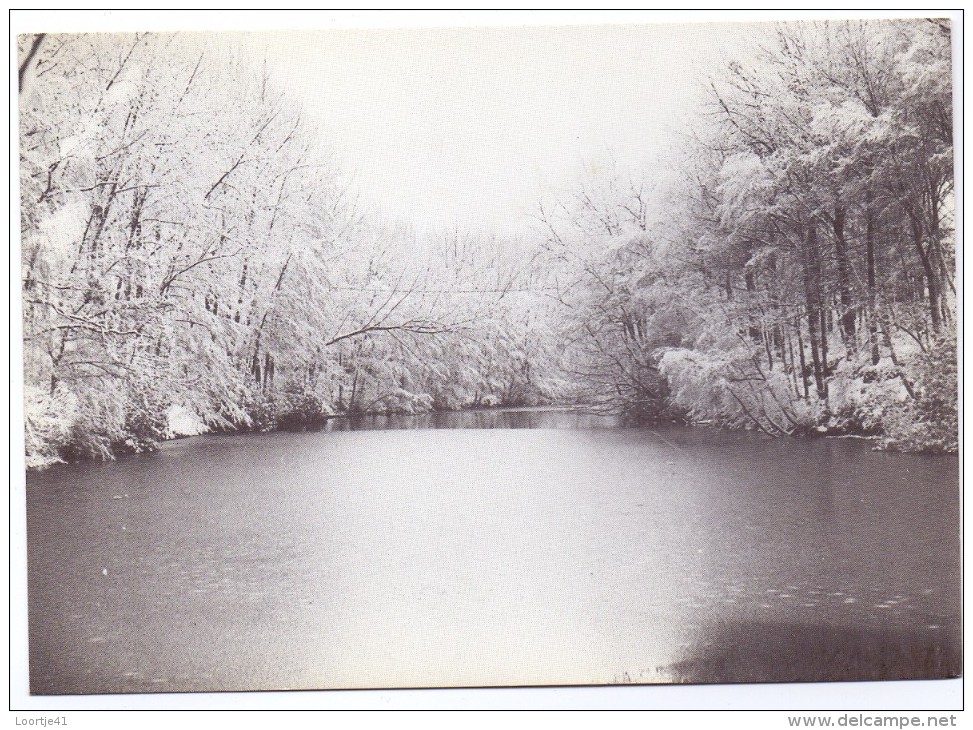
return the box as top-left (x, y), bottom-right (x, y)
top-left (26, 410), bottom-right (960, 693)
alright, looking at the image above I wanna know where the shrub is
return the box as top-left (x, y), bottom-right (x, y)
top-left (880, 335), bottom-right (958, 453)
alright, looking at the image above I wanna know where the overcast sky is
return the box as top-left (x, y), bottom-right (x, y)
top-left (250, 22), bottom-right (760, 236)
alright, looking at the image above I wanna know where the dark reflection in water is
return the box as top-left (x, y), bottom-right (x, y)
top-left (665, 620), bottom-right (961, 684)
top-left (25, 409), bottom-right (960, 693)
top-left (322, 407), bottom-right (626, 431)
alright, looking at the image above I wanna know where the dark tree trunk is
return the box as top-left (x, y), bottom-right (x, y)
top-left (801, 225), bottom-right (827, 401)
top-left (865, 201), bottom-right (881, 365)
top-left (831, 207), bottom-right (856, 344)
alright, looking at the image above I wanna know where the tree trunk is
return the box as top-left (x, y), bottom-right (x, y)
top-left (801, 225), bottom-right (827, 400)
top-left (908, 212), bottom-right (942, 333)
top-left (865, 201), bottom-right (880, 365)
top-left (831, 207), bottom-right (856, 345)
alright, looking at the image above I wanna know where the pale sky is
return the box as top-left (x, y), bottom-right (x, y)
top-left (256, 22), bottom-right (760, 236)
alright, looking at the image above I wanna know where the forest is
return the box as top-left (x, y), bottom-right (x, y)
top-left (19, 18), bottom-right (956, 468)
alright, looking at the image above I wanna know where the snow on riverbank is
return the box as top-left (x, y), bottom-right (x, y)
top-left (165, 406), bottom-right (209, 439)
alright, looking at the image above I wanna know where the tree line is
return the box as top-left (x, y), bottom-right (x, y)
top-left (538, 18), bottom-right (955, 452)
top-left (19, 19), bottom-right (955, 467)
top-left (19, 33), bottom-right (562, 467)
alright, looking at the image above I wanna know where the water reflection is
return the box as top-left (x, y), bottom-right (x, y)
top-left (321, 407), bottom-right (626, 431)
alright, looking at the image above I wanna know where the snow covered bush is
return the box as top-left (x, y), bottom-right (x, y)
top-left (880, 336), bottom-right (958, 453)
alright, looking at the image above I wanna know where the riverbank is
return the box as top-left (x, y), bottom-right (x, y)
top-left (24, 396), bottom-right (955, 472)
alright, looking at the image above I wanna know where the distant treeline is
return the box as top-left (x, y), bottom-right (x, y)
top-left (20, 19), bottom-right (955, 467)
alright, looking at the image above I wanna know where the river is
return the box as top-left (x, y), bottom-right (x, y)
top-left (25, 409), bottom-right (960, 694)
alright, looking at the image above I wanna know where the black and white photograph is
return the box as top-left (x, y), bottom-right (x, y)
top-left (12, 9), bottom-right (961, 711)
